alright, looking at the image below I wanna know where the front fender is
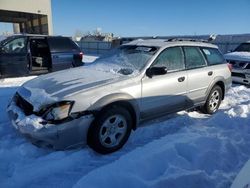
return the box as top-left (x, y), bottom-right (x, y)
top-left (89, 93), bottom-right (140, 128)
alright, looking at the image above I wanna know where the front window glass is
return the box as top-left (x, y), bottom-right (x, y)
top-left (152, 47), bottom-right (185, 72)
top-left (90, 45), bottom-right (158, 75)
top-left (1, 37), bottom-right (27, 53)
top-left (234, 43), bottom-right (250, 52)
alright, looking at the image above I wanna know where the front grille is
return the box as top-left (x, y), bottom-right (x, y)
top-left (231, 72), bottom-right (246, 78)
top-left (15, 93), bottom-right (34, 115)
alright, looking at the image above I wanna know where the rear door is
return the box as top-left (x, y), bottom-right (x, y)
top-left (47, 37), bottom-right (80, 71)
top-left (0, 37), bottom-right (28, 77)
top-left (183, 46), bottom-right (214, 106)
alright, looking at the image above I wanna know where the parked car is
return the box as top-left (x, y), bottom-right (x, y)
top-left (230, 159), bottom-right (250, 188)
top-left (0, 34), bottom-right (83, 78)
top-left (7, 39), bottom-right (232, 154)
top-left (224, 41), bottom-right (250, 85)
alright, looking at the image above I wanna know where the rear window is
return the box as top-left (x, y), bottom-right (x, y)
top-left (47, 37), bottom-right (79, 52)
top-left (201, 48), bottom-right (224, 65)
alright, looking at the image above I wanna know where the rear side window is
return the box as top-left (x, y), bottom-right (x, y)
top-left (153, 47), bottom-right (185, 72)
top-left (48, 37), bottom-right (79, 52)
top-left (183, 47), bottom-right (206, 69)
top-left (201, 48), bottom-right (224, 65)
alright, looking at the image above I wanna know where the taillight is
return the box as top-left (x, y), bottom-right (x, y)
top-left (79, 52), bottom-right (83, 60)
top-left (227, 63), bottom-right (233, 72)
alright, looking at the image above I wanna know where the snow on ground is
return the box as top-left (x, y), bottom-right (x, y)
top-left (0, 61), bottom-right (250, 188)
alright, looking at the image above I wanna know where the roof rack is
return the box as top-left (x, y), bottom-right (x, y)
top-left (165, 38), bottom-right (209, 43)
top-left (165, 35), bottom-right (217, 43)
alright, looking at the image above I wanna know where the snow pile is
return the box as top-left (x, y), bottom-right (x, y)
top-left (74, 85), bottom-right (250, 188)
top-left (83, 55), bottom-right (99, 63)
top-left (7, 101), bottom-right (45, 130)
top-left (231, 159), bottom-right (250, 188)
top-left (1, 75), bottom-right (250, 187)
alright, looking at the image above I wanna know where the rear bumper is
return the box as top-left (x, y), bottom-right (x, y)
top-left (7, 101), bottom-right (94, 150)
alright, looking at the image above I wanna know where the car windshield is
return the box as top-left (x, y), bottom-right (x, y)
top-left (89, 45), bottom-right (158, 75)
top-left (234, 43), bottom-right (250, 52)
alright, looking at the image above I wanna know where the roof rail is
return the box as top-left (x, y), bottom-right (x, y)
top-left (165, 38), bottom-right (209, 43)
top-left (165, 35), bottom-right (217, 43)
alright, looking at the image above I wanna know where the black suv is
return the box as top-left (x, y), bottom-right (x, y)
top-left (0, 35), bottom-right (84, 78)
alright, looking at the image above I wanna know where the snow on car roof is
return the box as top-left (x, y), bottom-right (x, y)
top-left (126, 39), bottom-right (218, 49)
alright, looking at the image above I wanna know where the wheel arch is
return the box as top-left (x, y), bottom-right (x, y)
top-left (89, 93), bottom-right (140, 130)
top-left (206, 77), bottom-right (226, 101)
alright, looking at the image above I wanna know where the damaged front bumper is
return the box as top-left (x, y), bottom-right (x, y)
top-left (232, 69), bottom-right (250, 85)
top-left (7, 101), bottom-right (94, 150)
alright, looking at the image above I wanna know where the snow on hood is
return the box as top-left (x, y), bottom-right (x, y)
top-left (224, 52), bottom-right (250, 61)
top-left (18, 66), bottom-right (126, 111)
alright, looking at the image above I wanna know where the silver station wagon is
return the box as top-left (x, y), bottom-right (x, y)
top-left (8, 39), bottom-right (232, 154)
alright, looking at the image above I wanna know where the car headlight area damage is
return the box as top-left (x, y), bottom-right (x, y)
top-left (42, 101), bottom-right (74, 122)
top-left (7, 92), bottom-right (94, 150)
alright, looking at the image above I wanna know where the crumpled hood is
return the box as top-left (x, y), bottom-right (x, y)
top-left (17, 66), bottom-right (123, 111)
top-left (224, 51), bottom-right (250, 62)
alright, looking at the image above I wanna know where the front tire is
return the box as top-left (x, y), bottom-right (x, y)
top-left (201, 85), bottom-right (222, 114)
top-left (87, 106), bottom-right (132, 154)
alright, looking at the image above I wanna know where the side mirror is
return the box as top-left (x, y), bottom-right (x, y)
top-left (146, 66), bottom-right (167, 78)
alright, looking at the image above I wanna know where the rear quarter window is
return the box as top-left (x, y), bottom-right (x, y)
top-left (201, 48), bottom-right (225, 65)
top-left (47, 37), bottom-right (79, 52)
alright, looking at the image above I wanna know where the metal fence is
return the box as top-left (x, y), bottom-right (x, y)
top-left (76, 34), bottom-right (250, 55)
top-left (76, 41), bottom-right (112, 55)
top-left (212, 34), bottom-right (250, 53)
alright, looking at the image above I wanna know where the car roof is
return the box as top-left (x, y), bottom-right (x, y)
top-left (125, 39), bottom-right (218, 49)
top-left (5, 34), bottom-right (68, 38)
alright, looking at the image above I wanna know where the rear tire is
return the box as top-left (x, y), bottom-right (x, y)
top-left (201, 85), bottom-right (222, 114)
top-left (87, 105), bottom-right (132, 154)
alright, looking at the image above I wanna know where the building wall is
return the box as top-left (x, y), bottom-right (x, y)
top-left (0, 0), bottom-right (53, 34)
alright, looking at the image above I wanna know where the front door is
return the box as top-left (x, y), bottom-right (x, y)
top-left (0, 37), bottom-right (28, 77)
top-left (141, 47), bottom-right (188, 119)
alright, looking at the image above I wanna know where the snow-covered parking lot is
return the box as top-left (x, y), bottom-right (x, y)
top-left (0, 56), bottom-right (250, 188)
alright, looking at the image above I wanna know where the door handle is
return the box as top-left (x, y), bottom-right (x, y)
top-left (178, 76), bottom-right (185, 82)
top-left (208, 71), bottom-right (213, 76)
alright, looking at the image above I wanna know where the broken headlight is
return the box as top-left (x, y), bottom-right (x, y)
top-left (43, 101), bottom-right (74, 122)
